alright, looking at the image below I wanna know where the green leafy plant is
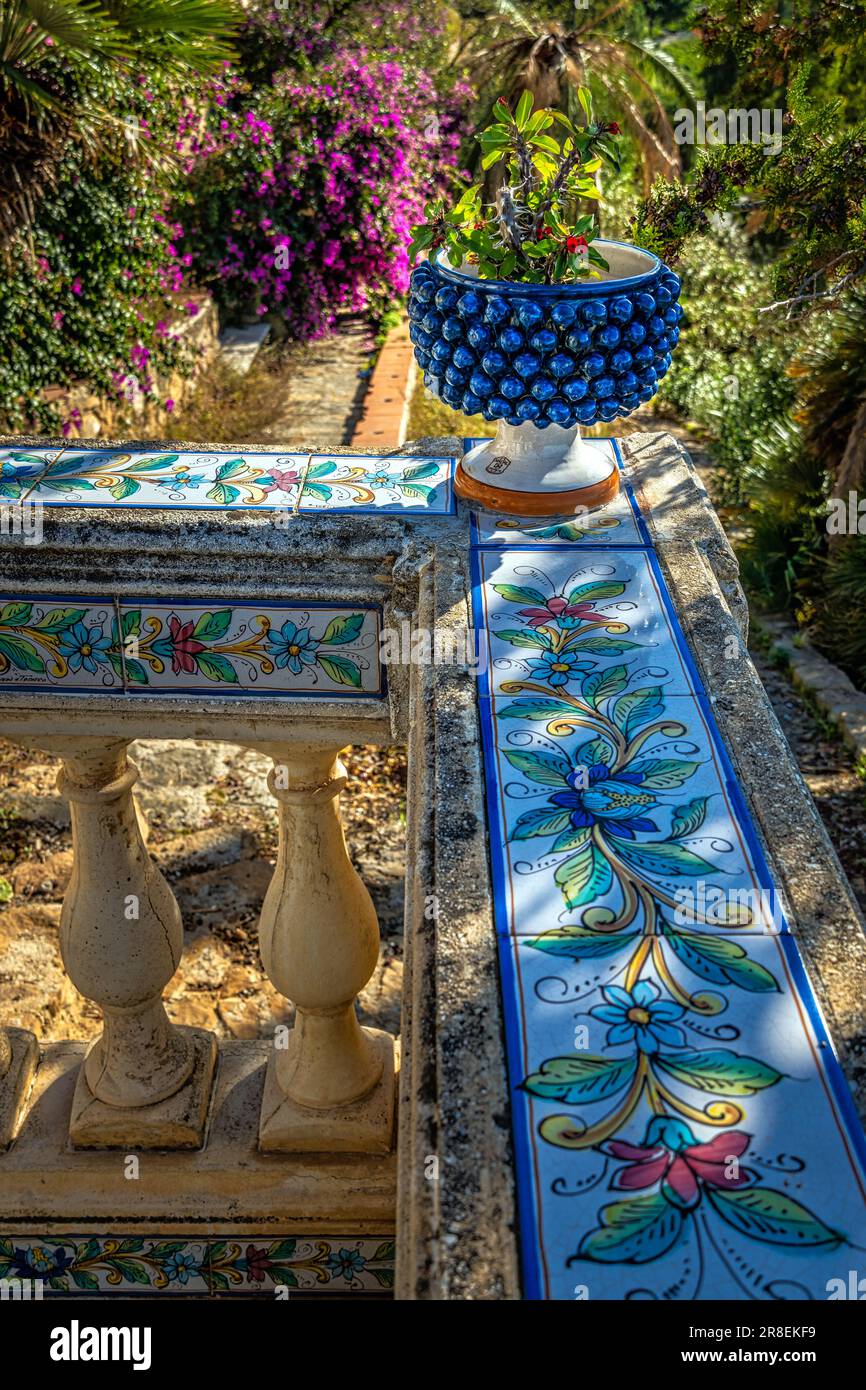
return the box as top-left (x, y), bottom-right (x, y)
top-left (409, 89), bottom-right (622, 283)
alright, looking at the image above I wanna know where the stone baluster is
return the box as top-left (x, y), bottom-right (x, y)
top-left (54, 737), bottom-right (215, 1147)
top-left (255, 742), bottom-right (395, 1153)
top-left (0, 1025), bottom-right (38, 1149)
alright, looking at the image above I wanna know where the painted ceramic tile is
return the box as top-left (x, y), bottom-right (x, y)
top-left (499, 931), bottom-right (866, 1301)
top-left (0, 447), bottom-right (56, 499)
top-left (117, 601), bottom-right (383, 696)
top-left (475, 546), bottom-right (700, 701)
top-left (0, 595), bottom-right (121, 692)
top-left (0, 1235), bottom-right (394, 1295)
top-left (467, 439), bottom-right (649, 548)
top-left (300, 453), bottom-right (455, 514)
top-left (26, 447), bottom-right (306, 509)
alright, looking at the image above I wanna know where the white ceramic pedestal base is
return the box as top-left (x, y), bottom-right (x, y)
top-left (455, 420), bottom-right (619, 517)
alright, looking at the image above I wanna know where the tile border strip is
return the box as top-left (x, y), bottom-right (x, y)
top-left (0, 1234), bottom-right (395, 1295)
top-left (469, 531), bottom-right (866, 1299)
top-left (0, 594), bottom-right (386, 700)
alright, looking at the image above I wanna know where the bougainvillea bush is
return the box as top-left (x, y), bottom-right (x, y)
top-left (0, 65), bottom-right (196, 434)
top-left (177, 49), bottom-right (471, 339)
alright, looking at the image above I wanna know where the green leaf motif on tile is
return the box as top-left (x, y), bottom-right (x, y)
top-left (320, 612), bottom-right (365, 646)
top-left (582, 664), bottom-right (628, 707)
top-left (318, 653), bottom-right (362, 688)
top-left (626, 759), bottom-right (699, 789)
top-left (670, 796), bottom-right (710, 837)
top-left (612, 686), bottom-right (664, 738)
top-left (511, 806), bottom-right (573, 839)
top-left (195, 652), bottom-right (238, 684)
top-left (662, 923), bottom-right (779, 993)
top-left (555, 839), bottom-right (612, 908)
top-left (566, 580), bottom-right (626, 605)
top-left (522, 1053), bottom-right (636, 1104)
top-left (192, 609), bottom-right (232, 642)
top-left (496, 626), bottom-right (553, 650)
top-left (0, 634), bottom-right (45, 672)
top-left (499, 697), bottom-right (577, 721)
top-left (528, 925), bottom-right (639, 959)
top-left (607, 836), bottom-right (718, 877)
top-left (502, 747), bottom-right (571, 785)
top-left (707, 1188), bottom-right (844, 1248)
top-left (492, 582), bottom-right (548, 605)
top-left (33, 607), bottom-right (86, 633)
top-left (206, 482), bottom-right (240, 505)
top-left (109, 477), bottom-right (140, 500)
top-left (0, 602), bottom-right (32, 626)
top-left (655, 1048), bottom-right (782, 1096)
top-left (578, 1192), bottom-right (684, 1264)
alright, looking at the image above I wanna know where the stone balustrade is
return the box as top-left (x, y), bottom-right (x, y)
top-left (1, 432), bottom-right (865, 1302)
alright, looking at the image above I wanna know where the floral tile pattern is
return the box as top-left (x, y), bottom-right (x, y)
top-left (467, 439), bottom-right (649, 548)
top-left (471, 526), bottom-right (866, 1298)
top-left (118, 601), bottom-right (382, 695)
top-left (0, 596), bottom-right (384, 697)
top-left (0, 446), bottom-right (455, 514)
top-left (300, 453), bottom-right (455, 513)
top-left (0, 1235), bottom-right (394, 1295)
top-left (500, 932), bottom-right (866, 1300)
top-left (0, 597), bottom-right (121, 692)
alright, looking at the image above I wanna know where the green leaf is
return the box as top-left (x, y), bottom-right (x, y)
top-left (401, 463), bottom-right (440, 481)
top-left (515, 89), bottom-right (534, 129)
top-left (195, 652), bottom-right (238, 684)
top-left (582, 664), bottom-right (628, 707)
top-left (34, 607), bottom-right (86, 632)
top-left (655, 1048), bottom-right (783, 1096)
top-left (0, 634), bottom-right (44, 672)
top-left (0, 877), bottom-right (12, 904)
top-left (575, 735), bottom-right (615, 767)
top-left (499, 697), bottom-right (576, 721)
top-left (110, 477), bottom-right (140, 500)
top-left (192, 609), bottom-right (232, 642)
top-left (626, 758), bottom-right (699, 789)
top-left (320, 613), bottom-right (365, 646)
top-left (318, 653), bottom-right (362, 688)
top-left (496, 627), bottom-right (553, 650)
top-left (133, 454), bottom-right (179, 471)
top-left (578, 86), bottom-right (593, 124)
top-left (567, 580), bottom-right (625, 604)
top-left (267, 1239), bottom-right (297, 1260)
top-left (511, 806), bottom-right (573, 839)
top-left (491, 582), bottom-right (548, 605)
top-left (612, 687), bottom-right (664, 739)
top-left (214, 458), bottom-right (247, 480)
top-left (306, 461), bottom-right (337, 479)
top-left (0, 602), bottom-right (32, 627)
top-left (502, 747), bottom-right (571, 785)
top-left (522, 1053), bottom-right (636, 1104)
top-left (662, 924), bottom-right (779, 994)
top-left (206, 483), bottom-right (240, 505)
top-left (607, 835), bottom-right (718, 878)
top-left (124, 658), bottom-right (149, 686)
top-left (528, 926), bottom-right (639, 959)
top-left (671, 796), bottom-right (710, 837)
top-left (121, 609), bottom-right (140, 638)
top-left (554, 840), bottom-right (612, 909)
top-left (70, 1268), bottom-right (99, 1290)
top-left (706, 1187), bottom-right (843, 1248)
top-left (578, 1192), bottom-right (684, 1265)
top-left (109, 1258), bottom-right (151, 1285)
top-left (572, 636), bottom-right (641, 654)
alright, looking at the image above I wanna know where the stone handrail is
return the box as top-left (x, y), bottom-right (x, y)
top-left (1, 431), bottom-right (865, 1302)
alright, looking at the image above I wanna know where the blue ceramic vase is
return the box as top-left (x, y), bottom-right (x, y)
top-left (407, 240), bottom-right (681, 515)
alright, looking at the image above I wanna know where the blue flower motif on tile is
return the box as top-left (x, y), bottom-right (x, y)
top-left (56, 619), bottom-right (114, 675)
top-left (590, 982), bottom-right (686, 1053)
top-left (267, 620), bottom-right (319, 674)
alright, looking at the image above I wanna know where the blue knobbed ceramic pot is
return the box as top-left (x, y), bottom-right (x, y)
top-left (407, 240), bottom-right (681, 516)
